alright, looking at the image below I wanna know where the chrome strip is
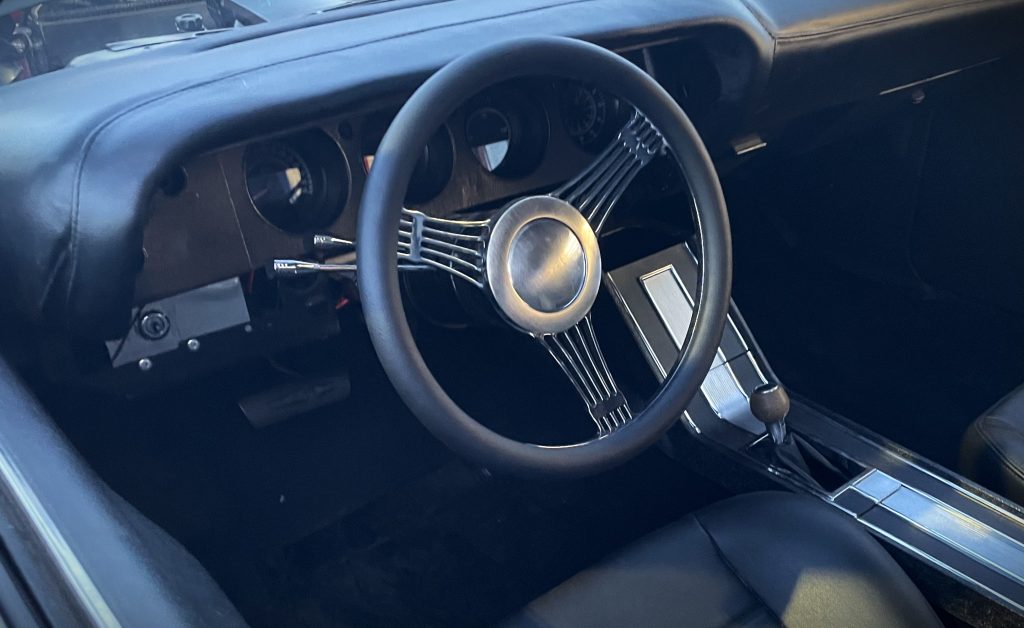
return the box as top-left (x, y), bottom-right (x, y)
top-left (637, 264), bottom-right (764, 433)
top-left (835, 469), bottom-right (1024, 604)
top-left (896, 454), bottom-right (1024, 530)
top-left (699, 358), bottom-right (765, 435)
top-left (0, 444), bottom-right (120, 627)
top-left (829, 417), bottom-right (1024, 530)
top-left (853, 468), bottom-right (901, 501)
top-left (882, 488), bottom-right (1024, 589)
top-left (538, 314), bottom-right (633, 434)
top-left (878, 57), bottom-right (1000, 95)
top-left (858, 516), bottom-right (1024, 615)
top-left (639, 265), bottom-right (725, 368)
top-left (606, 260), bottom-right (766, 434)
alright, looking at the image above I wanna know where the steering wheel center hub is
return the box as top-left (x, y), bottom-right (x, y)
top-left (486, 196), bottom-right (601, 334)
top-left (508, 218), bottom-right (586, 313)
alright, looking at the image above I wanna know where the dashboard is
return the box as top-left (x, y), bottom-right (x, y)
top-left (137, 51), bottom-right (706, 303)
top-left (2, 0), bottom-right (1022, 348)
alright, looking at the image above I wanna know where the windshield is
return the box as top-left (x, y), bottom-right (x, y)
top-left (0, 0), bottom-right (359, 86)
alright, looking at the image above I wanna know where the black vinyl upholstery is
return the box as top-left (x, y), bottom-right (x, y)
top-left (503, 492), bottom-right (940, 628)
top-left (0, 356), bottom-right (245, 627)
top-left (961, 384), bottom-right (1024, 505)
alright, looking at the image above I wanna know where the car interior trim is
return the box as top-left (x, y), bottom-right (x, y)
top-left (614, 239), bottom-right (1024, 618)
top-left (878, 56), bottom-right (1000, 95)
top-left (857, 473), bottom-right (1024, 589)
top-left (0, 440), bottom-right (118, 628)
top-left (606, 246), bottom-right (768, 435)
top-left (4, 0), bottom-right (1024, 624)
top-left (856, 509), bottom-right (1024, 616)
top-left (837, 468), bottom-right (1024, 612)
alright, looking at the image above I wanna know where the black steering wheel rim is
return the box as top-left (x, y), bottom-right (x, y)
top-left (358, 36), bottom-right (732, 478)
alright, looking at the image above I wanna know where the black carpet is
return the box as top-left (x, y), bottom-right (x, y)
top-left (41, 305), bottom-right (722, 627)
top-left (234, 451), bottom-right (722, 628)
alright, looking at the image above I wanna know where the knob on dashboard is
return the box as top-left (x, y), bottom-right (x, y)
top-left (175, 13), bottom-right (205, 33)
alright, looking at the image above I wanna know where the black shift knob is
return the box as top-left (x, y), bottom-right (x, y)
top-left (749, 383), bottom-right (790, 426)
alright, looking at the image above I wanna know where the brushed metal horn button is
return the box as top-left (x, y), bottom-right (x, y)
top-left (507, 218), bottom-right (587, 313)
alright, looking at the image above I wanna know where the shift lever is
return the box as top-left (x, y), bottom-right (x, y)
top-left (749, 382), bottom-right (849, 490)
top-left (750, 383), bottom-right (790, 446)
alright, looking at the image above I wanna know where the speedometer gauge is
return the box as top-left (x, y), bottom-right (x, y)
top-left (559, 82), bottom-right (623, 153)
top-left (465, 107), bottom-right (512, 173)
top-left (462, 85), bottom-right (548, 179)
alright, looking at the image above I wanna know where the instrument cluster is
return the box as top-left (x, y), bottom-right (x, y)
top-left (139, 78), bottom-right (628, 305)
top-left (237, 79), bottom-right (624, 236)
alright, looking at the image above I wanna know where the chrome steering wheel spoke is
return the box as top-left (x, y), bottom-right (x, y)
top-left (537, 314), bottom-right (633, 435)
top-left (552, 110), bottom-right (665, 233)
top-left (397, 208), bottom-right (491, 287)
top-left (270, 209), bottom-right (490, 283)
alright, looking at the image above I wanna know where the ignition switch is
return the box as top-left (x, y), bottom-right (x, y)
top-left (138, 310), bottom-right (171, 340)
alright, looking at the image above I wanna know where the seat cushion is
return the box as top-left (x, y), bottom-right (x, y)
top-left (502, 492), bottom-right (939, 628)
top-left (961, 384), bottom-right (1024, 504)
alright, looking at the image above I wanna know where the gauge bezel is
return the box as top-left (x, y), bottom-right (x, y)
top-left (361, 112), bottom-right (456, 206)
top-left (559, 80), bottom-right (627, 153)
top-left (463, 85), bottom-right (549, 179)
top-left (243, 128), bottom-right (350, 235)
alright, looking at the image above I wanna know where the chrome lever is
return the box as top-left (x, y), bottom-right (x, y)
top-left (268, 257), bottom-right (430, 278)
top-left (272, 220), bottom-right (484, 281)
top-left (308, 234), bottom-right (355, 252)
top-left (269, 259), bottom-right (357, 277)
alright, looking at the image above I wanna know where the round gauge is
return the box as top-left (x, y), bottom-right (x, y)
top-left (406, 126), bottom-right (456, 205)
top-left (465, 107), bottom-right (512, 173)
top-left (560, 82), bottom-right (623, 152)
top-left (244, 130), bottom-right (348, 233)
top-left (463, 85), bottom-right (548, 179)
top-left (245, 142), bottom-right (314, 229)
top-left (361, 114), bottom-right (454, 205)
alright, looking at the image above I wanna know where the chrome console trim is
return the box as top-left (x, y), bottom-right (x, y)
top-left (841, 418), bottom-right (1024, 530)
top-left (857, 516), bottom-right (1024, 615)
top-left (639, 266), bottom-right (724, 368)
top-left (617, 260), bottom-right (766, 434)
top-left (610, 244), bottom-right (1024, 614)
top-left (836, 469), bottom-right (1024, 613)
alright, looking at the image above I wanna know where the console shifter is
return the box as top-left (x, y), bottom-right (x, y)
top-left (750, 383), bottom-right (790, 446)
top-left (748, 382), bottom-right (850, 491)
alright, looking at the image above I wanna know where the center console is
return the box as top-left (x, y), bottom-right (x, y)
top-left (606, 244), bottom-right (1024, 626)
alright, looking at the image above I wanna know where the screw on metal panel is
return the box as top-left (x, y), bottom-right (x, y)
top-left (186, 338), bottom-right (201, 352)
top-left (911, 89), bottom-right (926, 105)
top-left (138, 358), bottom-right (153, 372)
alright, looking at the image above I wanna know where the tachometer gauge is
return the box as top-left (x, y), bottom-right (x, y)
top-left (244, 130), bottom-right (348, 233)
top-left (245, 141), bottom-right (315, 228)
top-left (559, 82), bottom-right (623, 152)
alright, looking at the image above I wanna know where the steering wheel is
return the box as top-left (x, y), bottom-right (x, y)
top-left (358, 36), bottom-right (731, 478)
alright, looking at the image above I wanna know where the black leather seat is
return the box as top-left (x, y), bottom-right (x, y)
top-left (503, 492), bottom-right (940, 628)
top-left (962, 384), bottom-right (1024, 504)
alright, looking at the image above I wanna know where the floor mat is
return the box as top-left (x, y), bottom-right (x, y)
top-left (233, 450), bottom-right (723, 628)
